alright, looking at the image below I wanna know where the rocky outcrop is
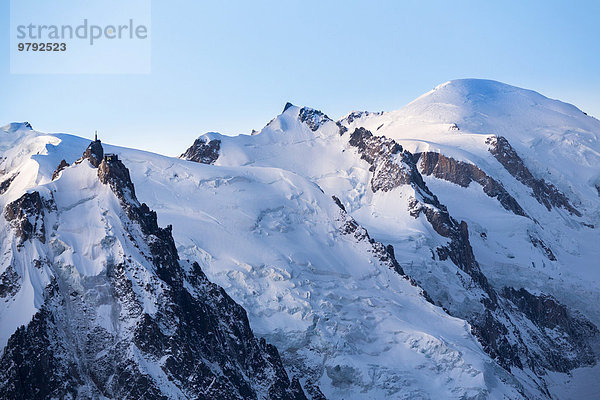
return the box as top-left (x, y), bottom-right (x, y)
top-left (348, 127), bottom-right (413, 192)
top-left (502, 287), bottom-right (599, 373)
top-left (415, 152), bottom-right (527, 217)
top-left (346, 127), bottom-right (599, 388)
top-left (298, 107), bottom-right (331, 132)
top-left (339, 111), bottom-right (383, 126)
top-left (0, 265), bottom-right (20, 298)
top-left (0, 173), bottom-right (18, 194)
top-left (297, 106), bottom-right (347, 135)
top-left (180, 137), bottom-right (221, 165)
top-left (4, 191), bottom-right (47, 244)
top-left (51, 160), bottom-right (69, 180)
top-left (81, 139), bottom-right (104, 167)
top-left (98, 156), bottom-right (137, 204)
top-left (2, 122), bottom-right (33, 132)
top-left (334, 195), bottom-right (407, 279)
top-left (529, 234), bottom-right (556, 261)
top-left (0, 291), bottom-right (86, 399)
top-left (486, 136), bottom-right (581, 216)
top-left (347, 128), bottom-right (492, 293)
top-left (0, 140), bottom-right (307, 400)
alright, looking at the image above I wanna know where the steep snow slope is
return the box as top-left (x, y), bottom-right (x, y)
top-left (339, 80), bottom-right (600, 325)
top-left (2, 79), bottom-right (599, 399)
top-left (178, 80), bottom-right (600, 399)
top-left (0, 129), bottom-right (305, 399)
top-left (0, 126), bottom-right (526, 399)
top-left (120, 153), bottom-right (523, 399)
top-left (344, 79), bottom-right (600, 206)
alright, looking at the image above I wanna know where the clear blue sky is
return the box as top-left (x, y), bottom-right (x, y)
top-left (1, 0), bottom-right (599, 156)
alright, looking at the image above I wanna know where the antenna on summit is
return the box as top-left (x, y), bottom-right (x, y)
top-left (94, 130), bottom-right (98, 142)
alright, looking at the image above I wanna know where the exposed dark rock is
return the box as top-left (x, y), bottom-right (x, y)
top-left (486, 136), bottom-right (581, 216)
top-left (4, 191), bottom-right (47, 244)
top-left (283, 102), bottom-right (295, 112)
top-left (348, 127), bottom-right (412, 192)
top-left (342, 111), bottom-right (366, 125)
top-left (289, 377), bottom-right (308, 400)
top-left (180, 137), bottom-right (221, 165)
top-left (529, 234), bottom-right (556, 261)
top-left (104, 157), bottom-right (307, 399)
top-left (331, 195), bottom-right (346, 212)
top-left (332, 195), bottom-right (436, 304)
top-left (470, 310), bottom-right (522, 370)
top-left (346, 128), bottom-right (494, 294)
top-left (347, 128), bottom-right (493, 293)
top-left (2, 122), bottom-right (33, 132)
top-left (303, 383), bottom-right (327, 400)
top-left (0, 300), bottom-right (84, 399)
top-left (81, 139), bottom-right (104, 167)
top-left (0, 141), bottom-right (307, 399)
top-left (98, 156), bottom-right (137, 204)
top-left (0, 173), bottom-right (18, 194)
top-left (298, 107), bottom-right (332, 132)
top-left (415, 152), bottom-right (527, 217)
top-left (296, 106), bottom-right (346, 136)
top-left (345, 127), bottom-right (599, 382)
top-left (502, 287), bottom-right (600, 372)
top-left (340, 111), bottom-right (383, 126)
top-left (51, 160), bottom-right (69, 180)
top-left (0, 265), bottom-right (20, 299)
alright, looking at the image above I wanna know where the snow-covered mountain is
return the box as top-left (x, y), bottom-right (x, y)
top-left (0, 126), bottom-right (305, 399)
top-left (1, 79), bottom-right (599, 399)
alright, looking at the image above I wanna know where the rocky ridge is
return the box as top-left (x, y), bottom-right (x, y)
top-left (0, 141), bottom-right (306, 400)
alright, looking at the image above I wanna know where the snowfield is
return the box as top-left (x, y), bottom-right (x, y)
top-left (1, 79), bottom-right (599, 399)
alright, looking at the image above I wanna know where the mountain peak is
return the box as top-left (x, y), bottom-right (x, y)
top-left (1, 122), bottom-right (33, 132)
top-left (415, 78), bottom-right (540, 106)
top-left (283, 102), bottom-right (296, 113)
top-left (396, 78), bottom-right (591, 136)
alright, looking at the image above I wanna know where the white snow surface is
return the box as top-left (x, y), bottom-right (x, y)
top-left (2, 79), bottom-right (599, 399)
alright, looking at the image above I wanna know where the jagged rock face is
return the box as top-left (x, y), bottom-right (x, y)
top-left (333, 195), bottom-right (407, 279)
top-left (298, 107), bottom-right (331, 132)
top-left (4, 191), bottom-right (47, 244)
top-left (528, 234), bottom-right (556, 261)
top-left (0, 173), bottom-right (18, 194)
top-left (346, 128), bottom-right (519, 362)
top-left (298, 107), bottom-right (347, 135)
top-left (340, 111), bottom-right (383, 125)
top-left (81, 140), bottom-right (104, 167)
top-left (334, 200), bottom-right (437, 304)
top-left (415, 151), bottom-right (527, 217)
top-left (51, 160), bottom-right (69, 180)
top-left (486, 136), bottom-right (581, 216)
top-left (347, 128), bottom-right (492, 292)
top-left (348, 127), bottom-right (413, 192)
top-left (98, 156), bottom-right (137, 204)
top-left (0, 266), bottom-right (20, 299)
top-left (180, 137), bottom-right (221, 164)
top-left (0, 141), bottom-right (306, 400)
top-left (345, 126), bottom-right (599, 386)
top-left (502, 287), bottom-right (600, 373)
top-left (0, 299), bottom-right (84, 399)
